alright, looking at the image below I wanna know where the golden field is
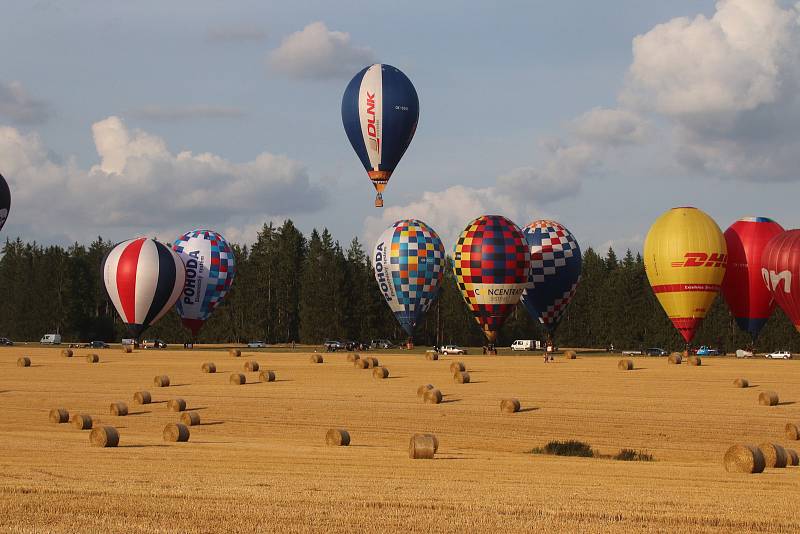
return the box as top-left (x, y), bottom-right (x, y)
top-left (1, 346), bottom-right (799, 533)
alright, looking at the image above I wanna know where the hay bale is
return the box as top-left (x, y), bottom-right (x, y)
top-left (409, 434), bottom-right (436, 459)
top-left (423, 433), bottom-right (440, 453)
top-left (423, 388), bottom-right (443, 404)
top-left (167, 398), bottom-right (186, 412)
top-left (366, 357), bottom-right (379, 367)
top-left (86, 353), bottom-right (99, 363)
top-left (153, 375), bottom-right (170, 387)
top-left (425, 351), bottom-right (439, 361)
top-left (229, 348), bottom-right (241, 358)
top-left (180, 411), bottom-right (200, 426)
top-left (310, 354), bottom-right (324, 364)
top-left (201, 362), bottom-right (216, 373)
top-left (733, 378), bottom-right (749, 388)
top-left (16, 357), bottom-right (31, 367)
top-left (453, 371), bottom-right (470, 384)
top-left (122, 345), bottom-right (132, 354)
top-left (49, 408), bottom-right (69, 424)
top-left (759, 391), bottom-right (779, 406)
top-left (259, 370), bottom-right (276, 382)
top-left (346, 353), bottom-right (360, 362)
top-left (723, 444), bottom-right (765, 473)
top-left (72, 414), bottom-right (93, 430)
top-left (372, 366), bottom-right (389, 379)
top-left (688, 356), bottom-right (702, 366)
top-left (133, 391), bottom-right (151, 405)
top-left (355, 358), bottom-right (369, 369)
top-left (501, 398), bottom-right (521, 413)
top-left (618, 359), bottom-right (633, 370)
top-left (244, 360), bottom-right (259, 372)
top-left (163, 423), bottom-right (190, 442)
top-left (109, 402), bottom-right (128, 416)
top-left (61, 349), bottom-right (73, 358)
top-left (668, 352), bottom-right (682, 364)
top-left (786, 422), bottom-right (799, 440)
top-left (449, 362), bottom-right (466, 373)
top-left (325, 428), bottom-right (351, 446)
top-left (90, 426), bottom-right (119, 447)
top-left (786, 448), bottom-right (799, 466)
top-left (230, 373), bottom-right (246, 385)
top-left (417, 384), bottom-right (434, 398)
top-left (759, 442), bottom-right (788, 468)
top-left (565, 350), bottom-right (577, 360)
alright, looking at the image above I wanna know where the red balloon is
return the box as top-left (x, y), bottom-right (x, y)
top-left (761, 229), bottom-right (800, 333)
top-left (721, 217), bottom-right (784, 340)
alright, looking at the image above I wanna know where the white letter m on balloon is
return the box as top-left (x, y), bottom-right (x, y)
top-left (762, 268), bottom-right (792, 294)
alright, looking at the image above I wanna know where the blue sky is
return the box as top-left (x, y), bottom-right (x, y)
top-left (1, 0), bottom-right (798, 253)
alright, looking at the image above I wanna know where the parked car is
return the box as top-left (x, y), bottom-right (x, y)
top-left (511, 340), bottom-right (538, 351)
top-left (121, 338), bottom-right (139, 348)
top-left (0, 337), bottom-right (13, 346)
top-left (735, 349), bottom-right (754, 358)
top-left (645, 347), bottom-right (668, 356)
top-left (766, 351), bottom-right (792, 359)
top-left (40, 334), bottom-right (62, 345)
top-left (88, 341), bottom-right (109, 349)
top-left (247, 341), bottom-right (266, 348)
top-left (141, 339), bottom-right (167, 349)
top-left (695, 346), bottom-right (719, 356)
top-left (324, 340), bottom-right (344, 351)
top-left (441, 345), bottom-right (467, 355)
top-left (369, 339), bottom-right (394, 349)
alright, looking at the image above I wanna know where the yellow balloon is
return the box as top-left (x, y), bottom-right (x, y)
top-left (644, 207), bottom-right (727, 343)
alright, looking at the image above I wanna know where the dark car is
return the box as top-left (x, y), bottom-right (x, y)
top-left (0, 337), bottom-right (13, 346)
top-left (645, 347), bottom-right (668, 356)
top-left (89, 341), bottom-right (110, 349)
top-left (324, 340), bottom-right (344, 352)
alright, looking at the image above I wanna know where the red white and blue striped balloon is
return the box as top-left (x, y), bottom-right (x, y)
top-left (102, 238), bottom-right (186, 338)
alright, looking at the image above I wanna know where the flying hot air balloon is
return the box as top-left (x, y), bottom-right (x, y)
top-left (453, 215), bottom-right (531, 346)
top-left (373, 220), bottom-right (445, 346)
top-left (0, 173), bottom-right (10, 233)
top-left (644, 207), bottom-right (727, 344)
top-left (721, 217), bottom-right (784, 342)
top-left (102, 238), bottom-right (186, 339)
top-left (342, 63), bottom-right (419, 208)
top-left (762, 229), bottom-right (800, 333)
top-left (520, 220), bottom-right (582, 336)
top-left (173, 229), bottom-right (237, 338)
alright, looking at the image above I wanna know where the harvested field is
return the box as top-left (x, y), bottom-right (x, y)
top-left (2, 347), bottom-right (800, 532)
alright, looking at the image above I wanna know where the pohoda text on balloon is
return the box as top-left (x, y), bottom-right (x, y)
top-left (182, 251), bottom-right (206, 305)
top-left (373, 242), bottom-right (395, 302)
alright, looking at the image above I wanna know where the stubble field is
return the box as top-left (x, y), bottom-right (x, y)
top-left (1, 346), bottom-right (799, 533)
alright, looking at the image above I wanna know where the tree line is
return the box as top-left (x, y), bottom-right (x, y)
top-left (0, 220), bottom-right (798, 352)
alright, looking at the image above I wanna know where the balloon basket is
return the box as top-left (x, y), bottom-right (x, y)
top-left (375, 194), bottom-right (384, 208)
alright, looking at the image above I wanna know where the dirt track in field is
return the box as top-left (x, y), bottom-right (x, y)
top-left (1, 346), bottom-right (799, 533)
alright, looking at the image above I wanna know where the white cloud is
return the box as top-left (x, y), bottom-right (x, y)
top-left (206, 25), bottom-right (267, 43)
top-left (571, 108), bottom-right (649, 146)
top-left (0, 81), bottom-right (50, 125)
top-left (130, 105), bottom-right (244, 121)
top-left (269, 22), bottom-right (376, 80)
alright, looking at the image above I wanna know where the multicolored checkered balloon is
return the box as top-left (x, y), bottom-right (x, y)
top-left (172, 229), bottom-right (236, 337)
top-left (373, 220), bottom-right (446, 337)
top-left (453, 215), bottom-right (531, 342)
top-left (521, 220), bottom-right (582, 333)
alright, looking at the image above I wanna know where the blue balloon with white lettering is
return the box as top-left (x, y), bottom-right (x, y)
top-left (342, 63), bottom-right (419, 208)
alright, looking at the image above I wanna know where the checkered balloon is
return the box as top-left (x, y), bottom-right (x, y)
top-left (521, 220), bottom-right (582, 332)
top-left (453, 215), bottom-right (531, 342)
top-left (172, 229), bottom-right (236, 336)
top-left (373, 220), bottom-right (446, 336)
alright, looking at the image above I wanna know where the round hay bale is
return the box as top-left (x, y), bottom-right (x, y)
top-left (179, 411), bottom-right (200, 426)
top-left (201, 362), bottom-right (216, 373)
top-left (759, 442), bottom-right (788, 468)
top-left (409, 434), bottom-right (436, 459)
top-left (366, 357), bottom-right (379, 367)
top-left (122, 345), bottom-right (133, 354)
top-left (423, 388), bottom-right (443, 404)
top-left (310, 354), bottom-right (323, 364)
top-left (733, 378), bottom-right (749, 388)
top-left (259, 370), bottom-right (276, 382)
top-left (565, 350), bottom-right (577, 360)
top-left (49, 408), bottom-right (69, 424)
top-left (668, 352), bottom-right (682, 364)
top-left (229, 348), bottom-right (242, 358)
top-left (449, 362), bottom-right (466, 373)
top-left (16, 357), bottom-right (31, 367)
top-left (163, 423), bottom-right (190, 442)
top-left (244, 360), bottom-right (259, 372)
top-left (688, 356), bottom-right (702, 366)
top-left (723, 444), bottom-right (765, 473)
top-left (72, 414), bottom-right (93, 430)
top-left (61, 349), bottom-right (73, 358)
top-left (86, 353), bottom-right (99, 363)
top-left (90, 426), bottom-right (119, 447)
top-left (423, 433), bottom-right (439, 453)
top-left (355, 358), bottom-right (369, 369)
top-left (133, 391), bottom-right (151, 405)
top-left (109, 402), bottom-right (128, 416)
top-left (453, 371), bottom-right (470, 384)
top-left (501, 398), bottom-right (521, 413)
top-left (618, 359), bottom-right (633, 371)
top-left (786, 422), bottom-right (799, 440)
top-left (167, 398), bottom-right (186, 412)
top-left (372, 366), bottom-right (389, 379)
top-left (786, 448), bottom-right (799, 466)
top-left (346, 353), bottom-right (360, 362)
top-left (325, 428), bottom-right (350, 446)
top-left (417, 384), bottom-right (434, 398)
top-left (230, 373), bottom-right (246, 385)
top-left (425, 351), bottom-right (439, 361)
top-left (759, 391), bottom-right (779, 406)
top-left (153, 375), bottom-right (170, 387)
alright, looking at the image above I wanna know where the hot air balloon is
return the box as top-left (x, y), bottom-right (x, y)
top-left (342, 63), bottom-right (419, 208)
top-left (102, 238), bottom-right (186, 339)
top-left (520, 220), bottom-right (582, 337)
top-left (173, 229), bottom-right (237, 338)
top-left (644, 207), bottom-right (727, 344)
top-left (721, 217), bottom-right (784, 342)
top-left (762, 229), bottom-right (800, 333)
top-left (453, 215), bottom-right (531, 346)
top-left (0, 173), bottom-right (10, 233)
top-left (373, 220), bottom-right (445, 346)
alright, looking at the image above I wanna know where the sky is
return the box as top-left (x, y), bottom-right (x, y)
top-left (1, 0), bottom-right (799, 254)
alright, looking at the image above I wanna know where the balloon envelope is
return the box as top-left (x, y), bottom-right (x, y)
top-left (453, 215), bottom-right (531, 343)
top-left (644, 207), bottom-right (727, 343)
top-left (721, 217), bottom-right (784, 340)
top-left (372, 220), bottom-right (445, 337)
top-left (102, 238), bottom-right (186, 338)
top-left (761, 229), bottom-right (800, 333)
top-left (342, 63), bottom-right (419, 207)
top-left (0, 173), bottom-right (9, 233)
top-left (173, 229), bottom-right (237, 337)
top-left (520, 220), bottom-right (582, 333)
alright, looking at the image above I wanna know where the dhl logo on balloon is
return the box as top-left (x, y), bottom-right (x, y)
top-left (761, 269), bottom-right (791, 294)
top-left (670, 252), bottom-right (727, 268)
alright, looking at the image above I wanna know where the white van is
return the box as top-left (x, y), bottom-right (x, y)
top-left (40, 334), bottom-right (62, 345)
top-left (511, 340), bottom-right (539, 351)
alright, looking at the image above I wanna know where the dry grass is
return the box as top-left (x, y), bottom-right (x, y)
top-left (501, 398), bottom-right (521, 413)
top-left (759, 391), bottom-right (779, 406)
top-left (723, 444), bottom-right (765, 473)
top-left (325, 428), bottom-right (350, 446)
top-left (163, 423), bottom-right (190, 442)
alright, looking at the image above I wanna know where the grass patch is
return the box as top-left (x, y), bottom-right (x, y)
top-left (614, 448), bottom-right (654, 462)
top-left (532, 440), bottom-right (594, 457)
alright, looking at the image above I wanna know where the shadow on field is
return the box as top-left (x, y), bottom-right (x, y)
top-left (151, 400), bottom-right (167, 404)
top-left (127, 411), bottom-right (151, 416)
top-left (777, 401), bottom-right (796, 406)
top-left (273, 379), bottom-right (293, 382)
top-left (385, 376), bottom-right (404, 379)
top-left (629, 368), bottom-right (647, 371)
top-left (121, 444), bottom-right (171, 448)
top-left (201, 421), bottom-right (225, 426)
top-left (469, 380), bottom-right (487, 384)
top-left (187, 406), bottom-right (208, 411)
top-left (440, 398), bottom-right (462, 404)
top-left (518, 407), bottom-right (539, 413)
top-left (170, 383), bottom-right (192, 387)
